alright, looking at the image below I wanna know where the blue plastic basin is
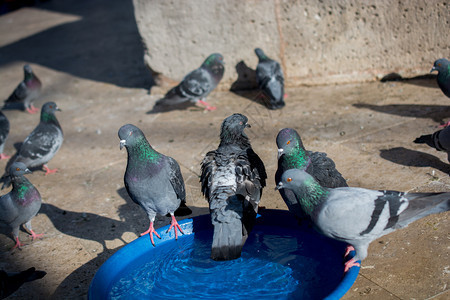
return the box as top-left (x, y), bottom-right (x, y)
top-left (89, 209), bottom-right (359, 300)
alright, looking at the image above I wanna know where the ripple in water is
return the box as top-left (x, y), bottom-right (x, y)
top-left (109, 226), bottom-right (342, 299)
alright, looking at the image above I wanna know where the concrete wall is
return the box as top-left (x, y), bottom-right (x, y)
top-left (133, 0), bottom-right (449, 88)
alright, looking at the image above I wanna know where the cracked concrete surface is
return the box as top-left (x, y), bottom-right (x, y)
top-left (0, 1), bottom-right (448, 299)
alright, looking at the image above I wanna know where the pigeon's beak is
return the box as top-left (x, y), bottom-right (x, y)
top-left (24, 168), bottom-right (32, 174)
top-left (275, 182), bottom-right (284, 190)
top-left (245, 123), bottom-right (251, 128)
top-left (277, 148), bottom-right (283, 159)
top-left (430, 66), bottom-right (437, 73)
top-left (119, 139), bottom-right (126, 150)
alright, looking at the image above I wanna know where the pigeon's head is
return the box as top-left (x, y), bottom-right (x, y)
top-left (220, 113), bottom-right (250, 141)
top-left (431, 58), bottom-right (449, 74)
top-left (276, 128), bottom-right (304, 159)
top-left (9, 162), bottom-right (32, 177)
top-left (41, 102), bottom-right (61, 114)
top-left (276, 169), bottom-right (311, 191)
top-left (202, 53), bottom-right (225, 76)
top-left (118, 124), bottom-right (145, 150)
top-left (23, 64), bottom-right (33, 74)
top-left (254, 48), bottom-right (268, 61)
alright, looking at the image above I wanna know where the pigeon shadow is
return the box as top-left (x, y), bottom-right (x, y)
top-left (353, 103), bottom-right (450, 124)
top-left (379, 147), bottom-right (450, 174)
top-left (380, 73), bottom-right (438, 89)
top-left (0, 0), bottom-right (153, 89)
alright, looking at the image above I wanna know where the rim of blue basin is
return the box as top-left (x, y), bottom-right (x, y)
top-left (88, 209), bottom-right (360, 300)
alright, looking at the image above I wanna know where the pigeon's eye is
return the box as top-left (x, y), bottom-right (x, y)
top-left (287, 178), bottom-right (292, 182)
top-left (286, 141), bottom-right (291, 145)
top-left (438, 63), bottom-right (442, 67)
top-left (16, 167), bottom-right (20, 171)
top-left (239, 121), bottom-right (243, 125)
top-left (49, 105), bottom-right (53, 108)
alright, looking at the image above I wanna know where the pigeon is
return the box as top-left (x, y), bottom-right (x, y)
top-left (200, 113), bottom-right (267, 260)
top-left (3, 65), bottom-right (42, 114)
top-left (0, 162), bottom-right (43, 249)
top-left (1, 102), bottom-right (63, 189)
top-left (0, 267), bottom-right (46, 299)
top-left (276, 168), bottom-right (450, 272)
top-left (431, 58), bottom-right (450, 98)
top-left (275, 128), bottom-right (347, 221)
top-left (0, 111), bottom-right (10, 160)
top-left (118, 124), bottom-right (191, 246)
top-left (414, 125), bottom-right (450, 162)
top-left (254, 48), bottom-right (285, 110)
top-left (151, 53), bottom-right (225, 112)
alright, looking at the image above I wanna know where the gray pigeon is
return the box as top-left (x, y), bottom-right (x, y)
top-left (151, 53), bottom-right (225, 112)
top-left (431, 58), bottom-right (450, 98)
top-left (118, 124), bottom-right (190, 246)
top-left (0, 111), bottom-right (10, 160)
top-left (276, 169), bottom-right (450, 272)
top-left (254, 48), bottom-right (285, 110)
top-left (3, 65), bottom-right (42, 114)
top-left (200, 113), bottom-right (267, 260)
top-left (275, 128), bottom-right (347, 221)
top-left (414, 125), bottom-right (450, 162)
top-left (0, 162), bottom-right (43, 249)
top-left (0, 267), bottom-right (46, 299)
top-left (1, 102), bottom-right (63, 189)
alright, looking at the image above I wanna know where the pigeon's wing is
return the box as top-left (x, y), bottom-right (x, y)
top-left (17, 125), bottom-right (59, 163)
top-left (0, 193), bottom-right (17, 224)
top-left (5, 83), bottom-right (27, 103)
top-left (308, 151), bottom-right (348, 188)
top-left (167, 156), bottom-right (186, 202)
top-left (245, 148), bottom-right (267, 189)
top-left (0, 113), bottom-right (9, 146)
top-left (200, 150), bottom-right (217, 199)
top-left (178, 68), bottom-right (211, 98)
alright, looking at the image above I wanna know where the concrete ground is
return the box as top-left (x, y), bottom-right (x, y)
top-left (0, 1), bottom-right (448, 299)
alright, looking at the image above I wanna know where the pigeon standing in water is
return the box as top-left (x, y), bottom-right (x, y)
top-left (0, 162), bottom-right (43, 249)
top-left (200, 113), bottom-right (267, 260)
top-left (3, 65), bottom-right (42, 114)
top-left (118, 124), bottom-right (190, 246)
top-left (277, 169), bottom-right (450, 272)
top-left (254, 48), bottom-right (285, 110)
top-left (0, 111), bottom-right (10, 160)
top-left (414, 125), bottom-right (450, 162)
top-left (151, 53), bottom-right (225, 112)
top-left (1, 102), bottom-right (63, 189)
top-left (0, 267), bottom-right (46, 299)
top-left (431, 58), bottom-right (450, 98)
top-left (275, 128), bottom-right (347, 220)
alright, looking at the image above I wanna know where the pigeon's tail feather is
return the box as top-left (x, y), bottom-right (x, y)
top-left (398, 193), bottom-right (450, 228)
top-left (413, 134), bottom-right (435, 148)
top-left (414, 129), bottom-right (450, 152)
top-left (173, 201), bottom-right (192, 217)
top-left (0, 175), bottom-right (11, 190)
top-left (209, 189), bottom-right (245, 261)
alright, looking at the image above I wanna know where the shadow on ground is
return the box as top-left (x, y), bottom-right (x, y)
top-left (379, 147), bottom-right (450, 174)
top-left (0, 0), bottom-right (153, 89)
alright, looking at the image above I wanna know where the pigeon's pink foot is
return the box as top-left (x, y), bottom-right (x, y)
top-left (26, 106), bottom-right (39, 114)
top-left (344, 245), bottom-right (355, 258)
top-left (284, 93), bottom-right (288, 98)
top-left (167, 215), bottom-right (184, 240)
top-left (0, 153), bottom-right (10, 160)
top-left (29, 230), bottom-right (44, 241)
top-left (43, 165), bottom-right (58, 175)
top-left (12, 237), bottom-right (24, 249)
top-left (439, 121), bottom-right (450, 128)
top-left (344, 258), bottom-right (360, 272)
top-left (197, 100), bottom-right (216, 111)
top-left (140, 222), bottom-right (161, 246)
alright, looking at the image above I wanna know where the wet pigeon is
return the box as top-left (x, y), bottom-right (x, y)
top-left (275, 128), bottom-right (347, 221)
top-left (276, 169), bottom-right (450, 272)
top-left (431, 58), bottom-right (450, 98)
top-left (254, 48), bottom-right (285, 110)
top-left (151, 53), bottom-right (225, 112)
top-left (1, 102), bottom-right (63, 189)
top-left (0, 111), bottom-right (10, 160)
top-left (200, 113), bottom-right (267, 260)
top-left (3, 65), bottom-right (42, 114)
top-left (0, 267), bottom-right (46, 299)
top-left (0, 162), bottom-right (43, 249)
top-left (414, 125), bottom-right (450, 162)
top-left (118, 124), bottom-right (190, 246)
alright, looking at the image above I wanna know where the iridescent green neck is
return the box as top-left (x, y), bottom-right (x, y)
top-left (41, 112), bottom-right (57, 123)
top-left (300, 177), bottom-right (329, 216)
top-left (283, 146), bottom-right (310, 170)
top-left (132, 137), bottom-right (159, 163)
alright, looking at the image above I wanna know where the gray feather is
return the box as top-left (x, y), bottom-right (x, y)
top-left (255, 48), bottom-right (285, 110)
